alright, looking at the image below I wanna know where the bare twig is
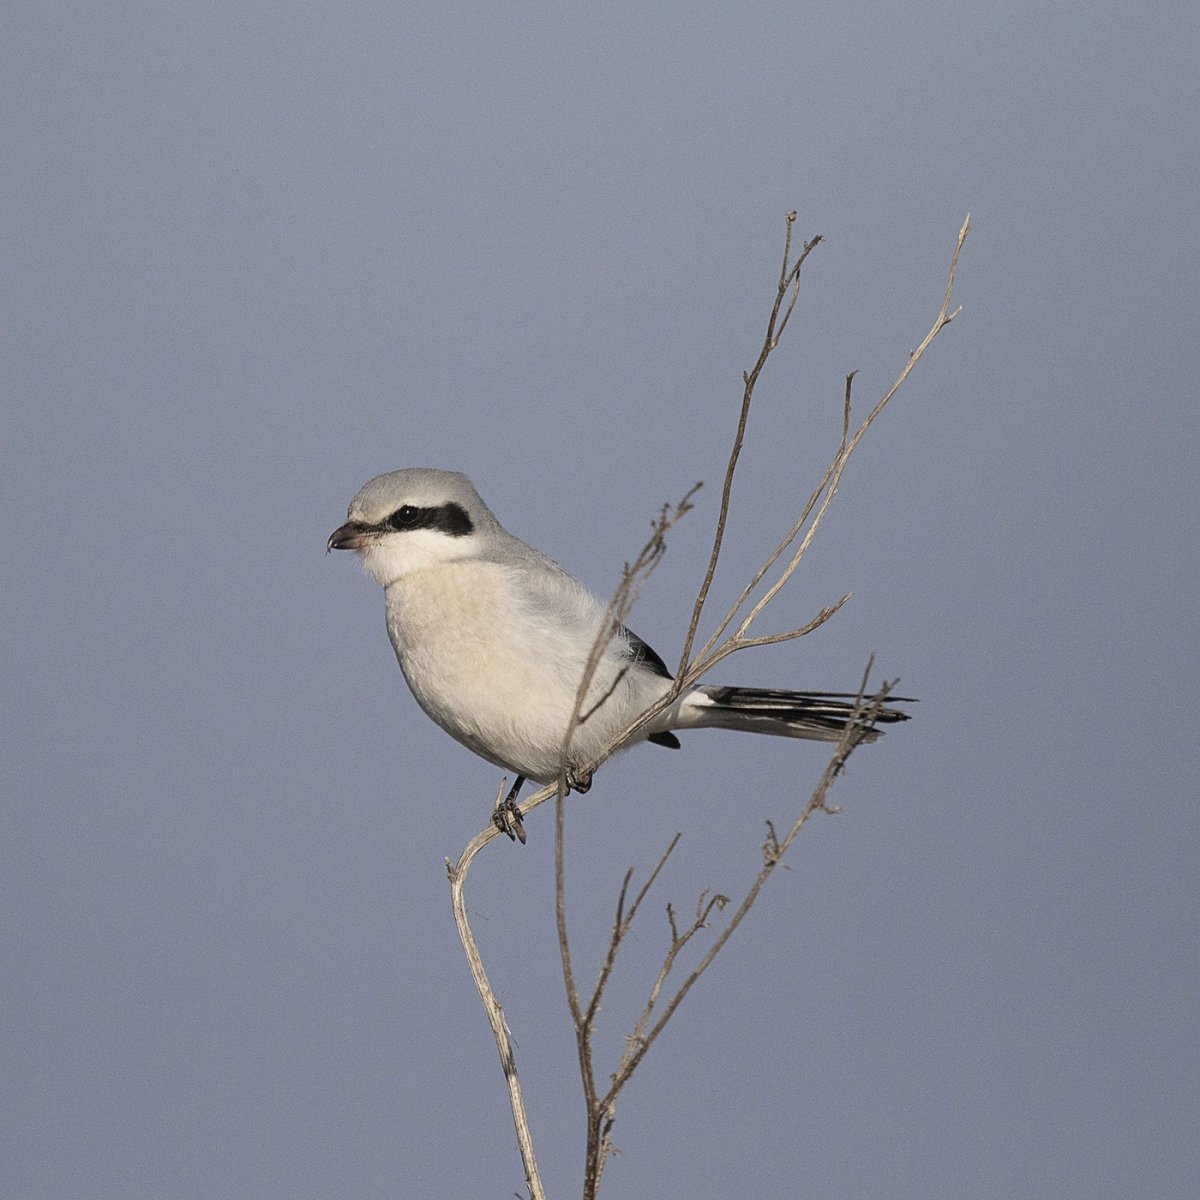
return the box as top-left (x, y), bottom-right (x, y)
top-left (551, 489), bottom-right (700, 1191)
top-left (568, 485), bottom-right (702, 746)
top-left (446, 213), bottom-right (970, 1200)
top-left (585, 833), bottom-right (682, 1038)
top-left (573, 214), bottom-right (967, 1197)
top-left (552, 487), bottom-right (701, 1102)
top-left (565, 213), bottom-right (970, 783)
top-left (677, 215), bottom-right (824, 676)
top-left (602, 673), bottom-right (897, 1109)
top-left (445, 783), bottom-right (556, 1200)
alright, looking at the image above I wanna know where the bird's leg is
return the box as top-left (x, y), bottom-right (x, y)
top-left (492, 775), bottom-right (527, 845)
top-left (566, 767), bottom-right (593, 795)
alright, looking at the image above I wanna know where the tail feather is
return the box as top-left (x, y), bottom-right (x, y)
top-left (681, 685), bottom-right (914, 744)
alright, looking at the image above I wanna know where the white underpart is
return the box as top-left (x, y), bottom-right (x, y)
top-left (384, 557), bottom-right (673, 783)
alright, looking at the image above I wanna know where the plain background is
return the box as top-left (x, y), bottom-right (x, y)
top-left (4, 2), bottom-right (1198, 1197)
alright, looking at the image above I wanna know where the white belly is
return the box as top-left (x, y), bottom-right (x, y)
top-left (384, 560), bottom-right (668, 782)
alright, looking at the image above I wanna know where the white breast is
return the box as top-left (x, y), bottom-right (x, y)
top-left (383, 559), bottom-right (669, 783)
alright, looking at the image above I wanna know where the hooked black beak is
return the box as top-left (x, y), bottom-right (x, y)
top-left (327, 520), bottom-right (373, 553)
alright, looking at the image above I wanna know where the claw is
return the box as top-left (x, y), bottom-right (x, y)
top-left (492, 802), bottom-right (526, 844)
top-left (491, 774), bottom-right (528, 844)
top-left (566, 768), bottom-right (593, 795)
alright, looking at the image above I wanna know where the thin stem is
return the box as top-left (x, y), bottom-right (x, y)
top-left (677, 216), bottom-right (823, 674)
top-left (446, 803), bottom-right (554, 1200)
top-left (605, 680), bottom-right (898, 1101)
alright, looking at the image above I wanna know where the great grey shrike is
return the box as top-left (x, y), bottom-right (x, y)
top-left (328, 469), bottom-right (910, 839)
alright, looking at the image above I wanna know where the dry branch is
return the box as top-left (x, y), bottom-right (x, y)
top-left (446, 212), bottom-right (970, 1199)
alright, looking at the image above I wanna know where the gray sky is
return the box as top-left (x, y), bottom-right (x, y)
top-left (4, 2), bottom-right (1198, 1197)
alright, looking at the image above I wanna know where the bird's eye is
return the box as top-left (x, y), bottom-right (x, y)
top-left (388, 505), bottom-right (421, 530)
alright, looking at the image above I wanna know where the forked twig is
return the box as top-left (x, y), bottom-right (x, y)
top-left (677, 215), bottom-right (823, 676)
top-left (446, 213), bottom-right (970, 1200)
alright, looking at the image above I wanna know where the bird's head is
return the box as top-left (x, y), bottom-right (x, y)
top-left (327, 468), bottom-right (492, 588)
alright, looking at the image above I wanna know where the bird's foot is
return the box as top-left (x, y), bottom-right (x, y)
top-left (566, 767), bottom-right (593, 795)
top-left (492, 775), bottom-right (527, 845)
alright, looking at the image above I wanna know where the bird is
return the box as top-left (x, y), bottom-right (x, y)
top-left (328, 468), bottom-right (911, 840)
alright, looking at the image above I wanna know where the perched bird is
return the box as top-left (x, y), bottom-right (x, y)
top-left (328, 469), bottom-right (910, 839)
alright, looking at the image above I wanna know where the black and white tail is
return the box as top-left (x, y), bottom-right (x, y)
top-left (677, 685), bottom-right (913, 744)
